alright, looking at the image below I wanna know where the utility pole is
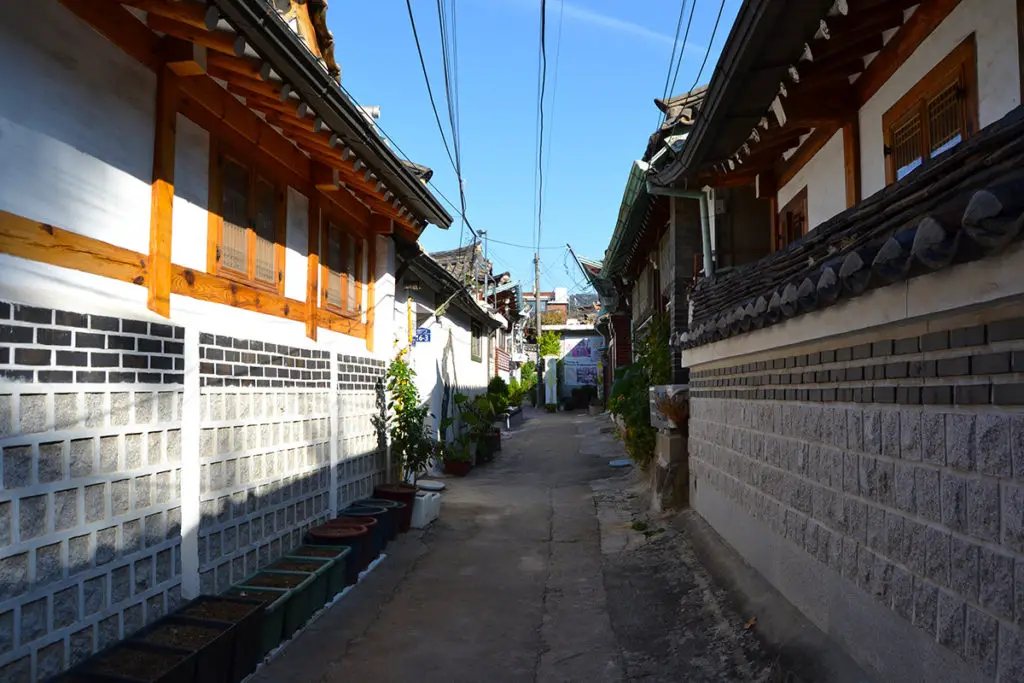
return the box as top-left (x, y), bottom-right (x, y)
top-left (535, 251), bottom-right (543, 404)
top-left (478, 230), bottom-right (488, 304)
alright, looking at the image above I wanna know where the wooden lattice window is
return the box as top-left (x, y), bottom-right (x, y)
top-left (320, 219), bottom-right (364, 317)
top-left (883, 36), bottom-right (978, 184)
top-left (774, 187), bottom-right (808, 251)
top-left (208, 143), bottom-right (285, 293)
top-left (471, 320), bottom-right (482, 362)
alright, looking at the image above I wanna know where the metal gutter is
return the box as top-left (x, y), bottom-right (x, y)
top-left (212, 0), bottom-right (452, 228)
top-left (646, 183), bottom-right (714, 279)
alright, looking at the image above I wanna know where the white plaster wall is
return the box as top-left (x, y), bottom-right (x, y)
top-left (171, 115), bottom-right (209, 272)
top-left (776, 130), bottom-right (847, 231)
top-left (374, 236), bottom-right (397, 356)
top-left (859, 0), bottom-right (1020, 197)
top-left (284, 188), bottom-right (309, 302)
top-left (0, 0), bottom-right (156, 254)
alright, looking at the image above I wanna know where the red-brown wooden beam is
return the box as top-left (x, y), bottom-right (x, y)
top-left (147, 67), bottom-right (179, 317)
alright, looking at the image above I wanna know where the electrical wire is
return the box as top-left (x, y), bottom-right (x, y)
top-left (688, 0), bottom-right (728, 94)
top-left (669, 0), bottom-right (699, 98)
top-left (535, 0), bottom-right (548, 252)
top-left (487, 237), bottom-right (563, 250)
top-left (659, 0), bottom-right (689, 115)
top-left (541, 0), bottom-right (565, 212)
top-left (403, 0), bottom-right (457, 174)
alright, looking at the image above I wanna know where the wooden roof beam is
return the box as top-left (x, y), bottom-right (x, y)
top-left (119, 0), bottom-right (220, 31)
top-left (146, 14), bottom-right (245, 57)
top-left (205, 51), bottom-right (264, 80)
top-left (807, 32), bottom-right (884, 65)
top-left (160, 37), bottom-right (207, 76)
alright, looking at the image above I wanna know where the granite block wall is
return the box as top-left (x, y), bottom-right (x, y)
top-left (196, 334), bottom-right (333, 595)
top-left (0, 302), bottom-right (184, 682)
top-left (336, 355), bottom-right (386, 506)
top-left (688, 312), bottom-right (1024, 681)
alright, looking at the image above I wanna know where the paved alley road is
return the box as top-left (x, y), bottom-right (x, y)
top-left (251, 410), bottom-right (777, 683)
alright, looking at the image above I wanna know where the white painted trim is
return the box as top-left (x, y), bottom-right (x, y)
top-left (179, 327), bottom-right (201, 598)
top-left (328, 351), bottom-right (339, 516)
top-left (683, 243), bottom-right (1024, 367)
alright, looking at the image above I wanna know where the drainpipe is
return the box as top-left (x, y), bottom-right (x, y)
top-left (645, 183), bottom-right (714, 279)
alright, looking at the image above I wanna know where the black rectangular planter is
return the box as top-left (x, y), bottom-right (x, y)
top-left (130, 616), bottom-right (232, 683)
top-left (76, 642), bottom-right (197, 683)
top-left (175, 595), bottom-right (265, 683)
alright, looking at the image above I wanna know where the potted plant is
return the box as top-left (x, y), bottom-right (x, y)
top-left (654, 392), bottom-right (690, 434)
top-left (441, 438), bottom-right (472, 476)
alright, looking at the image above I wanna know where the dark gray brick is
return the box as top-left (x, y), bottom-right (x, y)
top-left (19, 494), bottom-right (48, 540)
top-left (955, 384), bottom-right (990, 405)
top-left (0, 553), bottom-right (28, 602)
top-left (975, 413), bottom-right (1011, 477)
top-left (75, 332), bottom-right (106, 348)
top-left (972, 352), bottom-right (1011, 375)
top-left (995, 383), bottom-right (1024, 405)
top-left (913, 579), bottom-right (938, 636)
top-left (967, 478), bottom-right (999, 542)
top-left (988, 316), bottom-right (1024, 342)
top-left (13, 305), bottom-right (52, 324)
top-left (979, 547), bottom-right (1013, 620)
top-left (950, 325), bottom-right (985, 348)
top-left (892, 565), bottom-right (914, 620)
top-left (999, 622), bottom-right (1024, 683)
top-left (915, 467), bottom-right (940, 522)
top-left (0, 325), bottom-right (32, 343)
top-left (37, 328), bottom-right (71, 346)
top-left (925, 526), bottom-right (950, 587)
top-left (36, 542), bottom-right (62, 586)
top-left (945, 413), bottom-right (976, 471)
top-left (902, 519), bottom-right (927, 575)
top-left (941, 472), bottom-right (968, 533)
top-left (14, 348), bottom-right (50, 365)
top-left (55, 310), bottom-right (88, 328)
top-left (965, 606), bottom-right (998, 678)
top-left (19, 597), bottom-right (46, 644)
top-left (938, 357), bottom-right (970, 376)
top-left (89, 315), bottom-right (119, 331)
top-left (2, 445), bottom-right (31, 489)
top-left (894, 462), bottom-right (915, 513)
top-left (937, 590), bottom-right (965, 654)
top-left (53, 585), bottom-right (79, 630)
top-left (921, 331), bottom-right (950, 351)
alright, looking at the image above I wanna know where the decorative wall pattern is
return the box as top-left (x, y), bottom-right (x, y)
top-left (0, 302), bottom-right (184, 682)
top-left (689, 312), bottom-right (1024, 680)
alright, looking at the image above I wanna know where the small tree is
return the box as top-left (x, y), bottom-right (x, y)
top-left (377, 349), bottom-right (432, 482)
top-left (538, 330), bottom-right (561, 356)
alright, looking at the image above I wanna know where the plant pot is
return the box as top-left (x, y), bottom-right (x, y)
top-left (324, 516), bottom-right (383, 562)
top-left (175, 595), bottom-right (264, 683)
top-left (443, 458), bottom-right (472, 476)
top-left (356, 498), bottom-right (406, 541)
top-left (223, 587), bottom-right (289, 658)
top-left (131, 616), bottom-right (233, 683)
top-left (306, 525), bottom-right (371, 579)
top-left (340, 505), bottom-right (391, 548)
top-left (373, 483), bottom-right (418, 532)
top-left (288, 545), bottom-right (352, 595)
top-left (265, 557), bottom-right (333, 612)
top-left (81, 642), bottom-right (197, 683)
top-left (235, 570), bottom-right (316, 643)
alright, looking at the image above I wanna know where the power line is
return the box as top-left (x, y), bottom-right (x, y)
top-left (541, 0), bottom-right (565, 211)
top-left (403, 0), bottom-right (457, 174)
top-left (669, 0), bottom-right (699, 98)
top-left (688, 0), bottom-right (728, 94)
top-left (535, 0), bottom-right (548, 251)
top-left (487, 237), bottom-right (563, 250)
top-left (659, 0), bottom-right (689, 115)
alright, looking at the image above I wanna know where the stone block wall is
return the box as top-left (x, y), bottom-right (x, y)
top-left (688, 312), bottom-right (1024, 681)
top-left (196, 334), bottom-right (332, 595)
top-left (336, 355), bottom-right (386, 506)
top-left (0, 302), bottom-right (184, 682)
top-left (0, 302), bottom-right (390, 682)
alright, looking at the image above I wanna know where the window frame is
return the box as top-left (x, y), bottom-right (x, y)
top-left (471, 320), bottom-right (483, 362)
top-left (207, 139), bottom-right (287, 295)
top-left (318, 210), bottom-right (365, 319)
top-left (774, 187), bottom-right (808, 252)
top-left (882, 35), bottom-right (978, 185)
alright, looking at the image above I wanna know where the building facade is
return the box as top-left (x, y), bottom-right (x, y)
top-left (0, 1), bottom-right (452, 680)
top-left (653, 1), bottom-right (1024, 681)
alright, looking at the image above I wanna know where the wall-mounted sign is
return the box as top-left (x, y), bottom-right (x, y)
top-left (413, 328), bottom-right (431, 344)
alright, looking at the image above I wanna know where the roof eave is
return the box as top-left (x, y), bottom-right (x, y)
top-left (213, 0), bottom-right (452, 228)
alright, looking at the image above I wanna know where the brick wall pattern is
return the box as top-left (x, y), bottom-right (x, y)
top-left (336, 355), bottom-right (386, 508)
top-left (689, 313), bottom-right (1024, 681)
top-left (0, 303), bottom-right (185, 682)
top-left (196, 335), bottom-right (332, 595)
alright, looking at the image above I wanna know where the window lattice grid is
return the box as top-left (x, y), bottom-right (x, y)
top-left (253, 178), bottom-right (277, 284)
top-left (891, 113), bottom-right (924, 181)
top-left (221, 159), bottom-right (249, 273)
top-left (325, 226), bottom-right (344, 309)
top-left (927, 81), bottom-right (964, 157)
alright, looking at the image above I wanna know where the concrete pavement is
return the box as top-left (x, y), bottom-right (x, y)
top-left (249, 409), bottom-right (859, 683)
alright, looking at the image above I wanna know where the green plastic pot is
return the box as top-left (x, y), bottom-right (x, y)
top-left (267, 557), bottom-right (333, 611)
top-left (223, 586), bottom-right (289, 658)
top-left (232, 570), bottom-right (315, 648)
top-left (288, 546), bottom-right (352, 596)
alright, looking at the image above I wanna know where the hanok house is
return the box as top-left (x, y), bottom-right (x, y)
top-left (648, 0), bottom-right (1024, 680)
top-left (0, 0), bottom-right (452, 680)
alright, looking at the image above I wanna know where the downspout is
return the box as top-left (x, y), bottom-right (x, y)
top-left (645, 183), bottom-right (714, 279)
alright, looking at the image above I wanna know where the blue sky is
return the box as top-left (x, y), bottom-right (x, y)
top-left (328, 0), bottom-right (741, 292)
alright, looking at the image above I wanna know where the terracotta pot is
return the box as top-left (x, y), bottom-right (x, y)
top-left (443, 459), bottom-right (472, 476)
top-left (373, 484), bottom-right (417, 532)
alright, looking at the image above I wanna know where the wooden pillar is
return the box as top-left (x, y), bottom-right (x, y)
top-left (366, 235), bottom-right (376, 353)
top-left (842, 118), bottom-right (861, 208)
top-left (147, 67), bottom-right (179, 317)
top-left (306, 196), bottom-right (320, 340)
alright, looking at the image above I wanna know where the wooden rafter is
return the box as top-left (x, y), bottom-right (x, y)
top-left (205, 51), bottom-right (263, 80)
top-left (146, 14), bottom-right (244, 57)
top-left (120, 0), bottom-right (219, 31)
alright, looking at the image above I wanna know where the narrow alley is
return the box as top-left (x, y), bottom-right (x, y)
top-left (249, 411), bottom-right (820, 683)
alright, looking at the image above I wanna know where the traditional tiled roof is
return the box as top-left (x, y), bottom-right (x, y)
top-left (680, 106), bottom-right (1024, 350)
top-left (430, 243), bottom-right (491, 286)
